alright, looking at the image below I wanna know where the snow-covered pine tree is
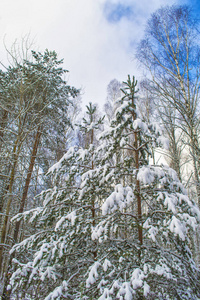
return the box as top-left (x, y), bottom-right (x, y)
top-left (7, 103), bottom-right (104, 299)
top-left (85, 76), bottom-right (200, 299)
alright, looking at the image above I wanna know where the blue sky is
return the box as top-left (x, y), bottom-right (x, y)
top-left (191, 0), bottom-right (200, 12)
top-left (103, 0), bottom-right (200, 23)
top-left (0, 0), bottom-right (198, 108)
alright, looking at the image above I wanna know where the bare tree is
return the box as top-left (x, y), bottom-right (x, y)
top-left (104, 79), bottom-right (122, 122)
top-left (137, 5), bottom-right (200, 205)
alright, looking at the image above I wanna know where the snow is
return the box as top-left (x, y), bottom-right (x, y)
top-left (119, 257), bottom-right (124, 263)
top-left (78, 148), bottom-right (89, 161)
top-left (137, 165), bottom-right (173, 185)
top-left (40, 266), bottom-right (57, 281)
top-left (102, 259), bottom-right (112, 272)
top-left (120, 137), bottom-right (127, 147)
top-left (29, 207), bottom-right (43, 223)
top-left (169, 215), bottom-right (186, 240)
top-left (115, 101), bottom-right (129, 116)
top-left (137, 166), bottom-right (156, 185)
top-left (98, 289), bottom-right (112, 300)
top-left (166, 167), bottom-right (179, 182)
top-left (157, 136), bottom-right (169, 149)
top-left (86, 261), bottom-right (101, 288)
top-left (98, 165), bottom-right (115, 186)
top-left (92, 222), bottom-right (107, 241)
top-left (66, 211), bottom-right (77, 226)
top-left (58, 240), bottom-right (66, 258)
top-left (116, 282), bottom-right (133, 300)
top-left (10, 234), bottom-right (38, 255)
top-left (151, 262), bottom-right (173, 280)
top-left (44, 280), bottom-right (68, 300)
top-left (131, 268), bottom-right (144, 289)
top-left (55, 216), bottom-right (66, 231)
top-left (143, 282), bottom-right (150, 297)
top-left (191, 205), bottom-right (200, 221)
top-left (48, 146), bottom-right (76, 173)
top-left (81, 170), bottom-right (94, 188)
top-left (133, 118), bottom-right (148, 133)
top-left (164, 194), bottom-right (177, 214)
top-left (10, 206), bottom-right (43, 224)
top-left (147, 225), bottom-right (158, 242)
top-left (55, 211), bottom-right (76, 231)
top-left (43, 187), bottom-right (57, 207)
top-left (32, 243), bottom-right (51, 267)
top-left (28, 266), bottom-right (39, 283)
top-left (102, 184), bottom-right (134, 215)
top-left (182, 213), bottom-right (197, 231)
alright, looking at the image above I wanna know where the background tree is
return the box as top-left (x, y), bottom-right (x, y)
top-left (104, 79), bottom-right (122, 123)
top-left (139, 79), bottom-right (186, 181)
top-left (0, 48), bottom-right (79, 289)
top-left (137, 5), bottom-right (200, 205)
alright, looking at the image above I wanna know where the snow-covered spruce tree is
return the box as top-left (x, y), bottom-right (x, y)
top-left (85, 76), bottom-right (200, 299)
top-left (7, 103), bottom-right (105, 299)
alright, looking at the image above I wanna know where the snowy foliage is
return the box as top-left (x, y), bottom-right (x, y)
top-left (8, 103), bottom-right (106, 299)
top-left (88, 165), bottom-right (200, 299)
top-left (8, 76), bottom-right (200, 300)
top-left (85, 76), bottom-right (200, 299)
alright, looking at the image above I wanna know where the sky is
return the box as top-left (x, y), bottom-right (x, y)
top-left (0, 0), bottom-right (198, 108)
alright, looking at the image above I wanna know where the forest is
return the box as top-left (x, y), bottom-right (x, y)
top-left (0, 4), bottom-right (200, 300)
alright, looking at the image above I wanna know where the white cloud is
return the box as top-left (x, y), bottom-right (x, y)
top-left (0, 0), bottom-right (184, 108)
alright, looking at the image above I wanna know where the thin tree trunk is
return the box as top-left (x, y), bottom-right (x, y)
top-left (0, 140), bottom-right (21, 270)
top-left (191, 136), bottom-right (200, 206)
top-left (135, 132), bottom-right (143, 246)
top-left (170, 126), bottom-right (182, 182)
top-left (90, 128), bottom-right (97, 259)
top-left (0, 109), bottom-right (8, 152)
top-left (0, 110), bottom-right (9, 217)
top-left (130, 85), bottom-right (143, 247)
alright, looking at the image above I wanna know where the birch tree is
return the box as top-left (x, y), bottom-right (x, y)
top-left (136, 5), bottom-right (200, 205)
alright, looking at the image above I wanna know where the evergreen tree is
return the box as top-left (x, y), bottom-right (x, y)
top-left (0, 49), bottom-right (79, 298)
top-left (8, 103), bottom-right (104, 299)
top-left (85, 76), bottom-right (200, 299)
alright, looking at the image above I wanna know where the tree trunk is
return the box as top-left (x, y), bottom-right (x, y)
top-left (90, 128), bottom-right (97, 259)
top-left (0, 109), bottom-right (8, 152)
top-left (190, 134), bottom-right (200, 206)
top-left (0, 110), bottom-right (9, 217)
top-left (130, 82), bottom-right (143, 249)
top-left (0, 140), bottom-right (21, 270)
top-left (13, 125), bottom-right (42, 243)
top-left (135, 132), bottom-right (143, 246)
